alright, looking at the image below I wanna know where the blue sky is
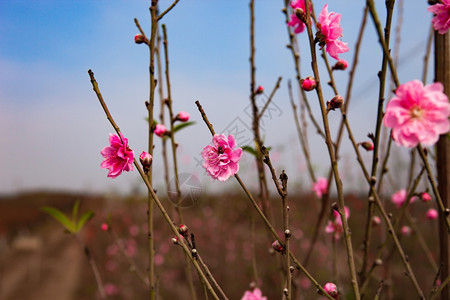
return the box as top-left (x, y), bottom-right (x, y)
top-left (0, 0), bottom-right (434, 195)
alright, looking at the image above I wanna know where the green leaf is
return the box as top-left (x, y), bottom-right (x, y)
top-left (242, 145), bottom-right (257, 156)
top-left (72, 200), bottom-right (80, 223)
top-left (173, 121), bottom-right (195, 133)
top-left (41, 206), bottom-right (75, 233)
top-left (76, 211), bottom-right (94, 232)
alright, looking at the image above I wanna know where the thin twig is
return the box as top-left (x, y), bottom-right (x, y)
top-left (89, 69), bottom-right (221, 300)
top-left (304, 1), bottom-right (361, 298)
top-left (157, 0), bottom-right (181, 21)
top-left (258, 76), bottom-right (282, 119)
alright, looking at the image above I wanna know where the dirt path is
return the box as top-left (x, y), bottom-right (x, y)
top-left (0, 226), bottom-right (82, 300)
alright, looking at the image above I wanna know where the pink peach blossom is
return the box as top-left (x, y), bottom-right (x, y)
top-left (101, 223), bottom-right (109, 231)
top-left (154, 124), bottom-right (167, 137)
top-left (324, 282), bottom-right (338, 298)
top-left (383, 80), bottom-right (450, 148)
top-left (104, 283), bottom-right (119, 296)
top-left (100, 133), bottom-right (134, 178)
top-left (201, 134), bottom-right (242, 181)
top-left (317, 4), bottom-right (349, 60)
top-left (333, 58), bottom-right (348, 70)
top-left (428, 0), bottom-right (450, 34)
top-left (176, 111), bottom-right (190, 122)
top-left (139, 151), bottom-right (153, 174)
top-left (426, 208), bottom-right (438, 220)
top-left (421, 192), bottom-right (432, 202)
top-left (401, 225), bottom-right (412, 237)
top-left (312, 177), bottom-right (328, 198)
top-left (391, 189), bottom-right (407, 209)
top-left (241, 288), bottom-right (267, 300)
top-left (301, 76), bottom-right (317, 91)
top-left (372, 216), bottom-right (381, 226)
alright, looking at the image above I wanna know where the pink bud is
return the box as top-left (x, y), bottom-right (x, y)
top-left (101, 223), bottom-right (109, 232)
top-left (271, 240), bottom-right (284, 253)
top-left (139, 151), bottom-right (153, 173)
top-left (360, 141), bottom-right (374, 151)
top-left (426, 208), bottom-right (438, 220)
top-left (324, 282), bottom-right (338, 298)
top-left (332, 59), bottom-right (348, 71)
top-left (178, 224), bottom-right (189, 235)
top-left (327, 95), bottom-right (344, 112)
top-left (401, 226), bottom-right (411, 236)
top-left (154, 124), bottom-right (167, 137)
top-left (134, 34), bottom-right (146, 44)
top-left (255, 85), bottom-right (264, 95)
top-left (176, 111), bottom-right (190, 122)
top-left (372, 216), bottom-right (381, 226)
top-left (421, 192), bottom-right (431, 202)
top-left (301, 76), bottom-right (317, 91)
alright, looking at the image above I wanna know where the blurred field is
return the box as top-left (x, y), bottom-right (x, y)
top-left (0, 190), bottom-right (440, 299)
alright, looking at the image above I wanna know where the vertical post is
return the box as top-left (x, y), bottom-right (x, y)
top-left (435, 29), bottom-right (449, 300)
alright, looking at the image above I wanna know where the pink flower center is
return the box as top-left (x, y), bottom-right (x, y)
top-left (409, 106), bottom-right (423, 120)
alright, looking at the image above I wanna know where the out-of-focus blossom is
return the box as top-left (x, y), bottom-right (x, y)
top-left (326, 206), bottom-right (350, 240)
top-left (391, 189), bottom-right (408, 209)
top-left (241, 287), bottom-right (267, 300)
top-left (401, 225), bottom-right (412, 237)
top-left (428, 0), bottom-right (450, 34)
top-left (301, 76), bottom-right (317, 91)
top-left (372, 216), bottom-right (381, 226)
top-left (201, 134), bottom-right (243, 181)
top-left (100, 133), bottom-right (134, 178)
top-left (332, 59), bottom-right (348, 70)
top-left (317, 4), bottom-right (349, 60)
top-left (154, 124), bottom-right (167, 137)
top-left (426, 208), bottom-right (438, 220)
top-left (312, 177), bottom-right (328, 198)
top-left (255, 86), bottom-right (264, 95)
top-left (287, 0), bottom-right (308, 34)
top-left (360, 141), bottom-right (374, 151)
top-left (176, 111), bottom-right (190, 122)
top-left (324, 282), bottom-right (338, 298)
top-left (129, 225), bottom-right (140, 237)
top-left (104, 283), bottom-right (119, 296)
top-left (383, 80), bottom-right (450, 148)
top-left (421, 192), bottom-right (432, 202)
top-left (101, 223), bottom-right (109, 232)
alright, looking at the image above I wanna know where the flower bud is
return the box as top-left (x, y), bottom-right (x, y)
top-left (421, 192), bottom-right (431, 202)
top-left (372, 216), bottom-right (381, 226)
top-left (271, 240), bottom-right (284, 253)
top-left (139, 151), bottom-right (153, 174)
top-left (101, 223), bottom-right (109, 232)
top-left (326, 95), bottom-right (344, 112)
top-left (401, 225), bottom-right (411, 236)
top-left (134, 34), bottom-right (146, 44)
top-left (178, 224), bottom-right (189, 235)
top-left (426, 208), bottom-right (438, 220)
top-left (154, 124), bottom-right (167, 137)
top-left (323, 282), bottom-right (338, 298)
top-left (301, 76), bottom-right (317, 91)
top-left (255, 85), bottom-right (264, 95)
top-left (332, 59), bottom-right (348, 71)
top-left (360, 141), bottom-right (374, 151)
top-left (294, 8), bottom-right (307, 24)
top-left (171, 237), bottom-right (179, 244)
top-left (175, 111), bottom-right (190, 122)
